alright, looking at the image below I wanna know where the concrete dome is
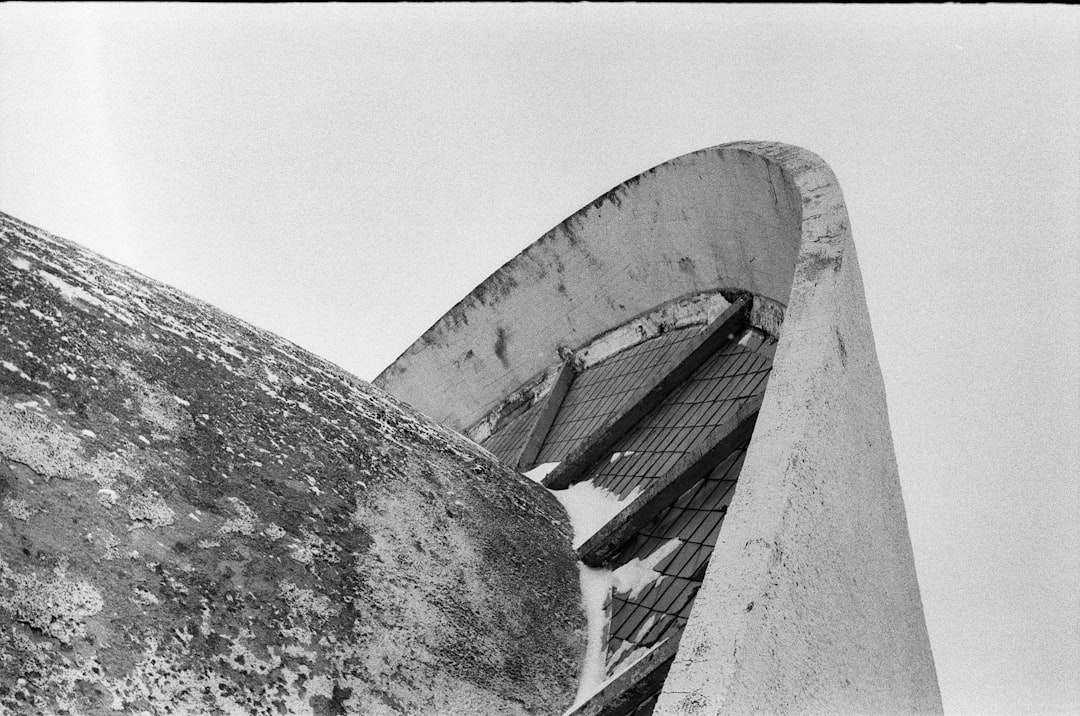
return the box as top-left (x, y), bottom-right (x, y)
top-left (0, 212), bottom-right (584, 715)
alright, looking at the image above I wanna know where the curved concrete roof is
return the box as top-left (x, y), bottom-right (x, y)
top-left (0, 212), bottom-right (584, 714)
top-left (375, 141), bottom-right (827, 433)
top-left (377, 141), bottom-right (942, 713)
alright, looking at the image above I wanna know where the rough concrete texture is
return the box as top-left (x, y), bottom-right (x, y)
top-left (652, 146), bottom-right (943, 715)
top-left (648, 147), bottom-right (946, 712)
top-left (0, 212), bottom-right (583, 715)
top-left (378, 142), bottom-right (942, 713)
top-left (375, 142), bottom-right (803, 433)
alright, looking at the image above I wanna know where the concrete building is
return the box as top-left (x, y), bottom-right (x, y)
top-left (0, 211), bottom-right (584, 715)
top-left (376, 142), bottom-right (943, 714)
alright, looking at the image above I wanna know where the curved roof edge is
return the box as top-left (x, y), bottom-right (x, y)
top-left (647, 143), bottom-right (943, 713)
top-left (376, 141), bottom-right (820, 431)
top-left (376, 141), bottom-right (942, 713)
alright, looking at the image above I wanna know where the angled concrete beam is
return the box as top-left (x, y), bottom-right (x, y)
top-left (514, 360), bottom-right (575, 471)
top-left (542, 297), bottom-right (750, 490)
top-left (576, 395), bottom-right (762, 567)
top-left (563, 637), bottom-right (681, 716)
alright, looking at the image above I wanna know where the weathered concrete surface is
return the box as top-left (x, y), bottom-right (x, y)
top-left (375, 142), bottom-right (803, 433)
top-left (378, 142), bottom-right (942, 714)
top-left (651, 146), bottom-right (943, 714)
top-left (0, 212), bottom-right (583, 715)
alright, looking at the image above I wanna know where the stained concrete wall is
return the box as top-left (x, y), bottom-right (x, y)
top-left (375, 142), bottom-right (803, 433)
top-left (652, 146), bottom-right (943, 715)
top-left (378, 142), bottom-right (942, 713)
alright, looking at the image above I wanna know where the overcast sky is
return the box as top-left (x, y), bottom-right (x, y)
top-left (2, 4), bottom-right (1077, 713)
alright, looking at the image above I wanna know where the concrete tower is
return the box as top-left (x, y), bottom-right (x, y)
top-left (376, 142), bottom-right (942, 714)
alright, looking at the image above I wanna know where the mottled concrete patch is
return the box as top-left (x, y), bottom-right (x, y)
top-left (0, 557), bottom-right (103, 644)
top-left (0, 212), bottom-right (583, 715)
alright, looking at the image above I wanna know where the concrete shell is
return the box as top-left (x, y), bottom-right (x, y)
top-left (0, 212), bottom-right (584, 715)
top-left (378, 142), bottom-right (943, 714)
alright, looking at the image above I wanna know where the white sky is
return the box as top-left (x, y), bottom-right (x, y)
top-left (1, 4), bottom-right (1077, 713)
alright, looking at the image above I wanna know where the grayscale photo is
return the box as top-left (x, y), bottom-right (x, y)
top-left (0, 5), bottom-right (1076, 715)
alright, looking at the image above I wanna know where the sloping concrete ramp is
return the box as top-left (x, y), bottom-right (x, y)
top-left (378, 142), bottom-right (943, 714)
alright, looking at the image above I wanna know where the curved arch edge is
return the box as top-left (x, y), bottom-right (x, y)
top-left (375, 141), bottom-right (812, 431)
top-left (654, 144), bottom-right (943, 714)
top-left (373, 141), bottom-right (942, 712)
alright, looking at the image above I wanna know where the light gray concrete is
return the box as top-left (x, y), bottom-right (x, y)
top-left (652, 145), bottom-right (943, 715)
top-left (378, 142), bottom-right (942, 713)
top-left (375, 142), bottom-right (803, 432)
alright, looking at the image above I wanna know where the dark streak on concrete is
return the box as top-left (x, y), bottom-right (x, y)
top-left (494, 327), bottom-right (510, 368)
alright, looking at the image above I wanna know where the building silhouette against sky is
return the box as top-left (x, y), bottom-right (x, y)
top-left (377, 142), bottom-right (943, 715)
top-left (0, 141), bottom-right (942, 715)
